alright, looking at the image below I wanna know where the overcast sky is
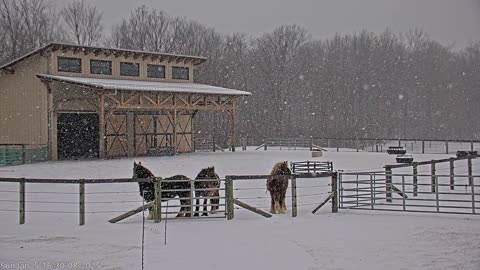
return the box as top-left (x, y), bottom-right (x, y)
top-left (55, 0), bottom-right (480, 48)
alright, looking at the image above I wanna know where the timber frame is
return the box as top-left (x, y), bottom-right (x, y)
top-left (39, 78), bottom-right (239, 160)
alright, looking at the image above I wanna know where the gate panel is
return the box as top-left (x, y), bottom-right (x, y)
top-left (155, 114), bottom-right (174, 148)
top-left (106, 114), bottom-right (127, 158)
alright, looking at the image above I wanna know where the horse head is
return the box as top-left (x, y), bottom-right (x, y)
top-left (271, 161), bottom-right (292, 176)
top-left (133, 161), bottom-right (154, 178)
top-left (196, 166), bottom-right (219, 179)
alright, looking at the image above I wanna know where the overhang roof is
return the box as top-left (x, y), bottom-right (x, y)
top-left (0, 43), bottom-right (208, 73)
top-left (36, 74), bottom-right (252, 96)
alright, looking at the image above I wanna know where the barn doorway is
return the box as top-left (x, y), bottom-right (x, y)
top-left (57, 113), bottom-right (99, 159)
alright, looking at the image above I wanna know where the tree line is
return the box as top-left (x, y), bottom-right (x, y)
top-left (1, 0), bottom-right (479, 145)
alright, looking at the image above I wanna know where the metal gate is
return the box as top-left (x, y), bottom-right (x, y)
top-left (339, 172), bottom-right (479, 215)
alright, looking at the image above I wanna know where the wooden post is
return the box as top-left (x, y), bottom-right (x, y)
top-left (225, 177), bottom-right (234, 220)
top-left (449, 158), bottom-right (455, 190)
top-left (126, 112), bottom-right (135, 157)
top-left (173, 108), bottom-right (177, 152)
top-left (471, 176), bottom-right (476, 214)
top-left (98, 94), bottom-right (105, 159)
top-left (445, 141), bottom-right (449, 154)
top-left (471, 141), bottom-right (474, 152)
top-left (431, 161), bottom-right (436, 193)
top-left (212, 136), bottom-right (216, 152)
top-left (154, 177), bottom-right (161, 223)
top-left (398, 139), bottom-right (401, 147)
top-left (232, 104), bottom-right (236, 152)
top-left (264, 141), bottom-right (267, 151)
top-left (79, 181), bottom-right (85, 226)
top-left (422, 140), bottom-right (425, 154)
top-left (331, 173), bottom-right (338, 213)
top-left (401, 175), bottom-right (406, 211)
top-left (413, 162), bottom-right (418, 197)
top-left (468, 158), bottom-right (473, 186)
top-left (190, 179), bottom-right (195, 216)
top-left (435, 175), bottom-right (440, 212)
top-left (19, 178), bottom-right (25, 225)
top-left (385, 166), bottom-right (392, 202)
top-left (309, 137), bottom-right (313, 151)
top-left (291, 176), bottom-right (297, 217)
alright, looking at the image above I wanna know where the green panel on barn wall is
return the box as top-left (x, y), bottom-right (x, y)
top-left (0, 146), bottom-right (22, 166)
top-left (0, 145), bottom-right (48, 166)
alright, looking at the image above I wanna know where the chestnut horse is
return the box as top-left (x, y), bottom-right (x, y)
top-left (266, 161), bottom-right (292, 214)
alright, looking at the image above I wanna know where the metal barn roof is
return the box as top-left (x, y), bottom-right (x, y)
top-left (36, 74), bottom-right (252, 96)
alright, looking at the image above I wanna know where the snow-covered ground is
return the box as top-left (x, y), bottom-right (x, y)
top-left (1, 149), bottom-right (479, 270)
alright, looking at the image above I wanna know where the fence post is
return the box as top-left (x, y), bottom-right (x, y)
top-left (422, 140), bottom-right (425, 154)
top-left (19, 178), bottom-right (25, 225)
top-left (445, 141), bottom-right (449, 154)
top-left (225, 176), bottom-right (234, 220)
top-left (398, 139), bottom-right (401, 147)
top-left (468, 158), bottom-right (473, 186)
top-left (385, 166), bottom-right (392, 203)
top-left (264, 142), bottom-right (267, 151)
top-left (471, 141), bottom-right (474, 152)
top-left (413, 162), bottom-right (418, 197)
top-left (291, 176), bottom-right (297, 217)
top-left (472, 176), bottom-right (476, 214)
top-left (190, 179), bottom-right (195, 217)
top-left (435, 175), bottom-right (439, 212)
top-left (212, 136), bottom-right (216, 152)
top-left (154, 177), bottom-right (162, 223)
top-left (402, 175), bottom-right (406, 211)
top-left (331, 172), bottom-right (338, 213)
top-left (450, 158), bottom-right (455, 190)
top-left (310, 137), bottom-right (313, 151)
top-left (79, 180), bottom-right (85, 226)
top-left (431, 161), bottom-right (436, 193)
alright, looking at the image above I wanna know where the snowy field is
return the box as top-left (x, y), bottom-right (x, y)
top-left (1, 149), bottom-right (479, 270)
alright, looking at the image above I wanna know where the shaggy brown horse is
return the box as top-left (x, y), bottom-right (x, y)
top-left (194, 167), bottom-right (221, 217)
top-left (266, 161), bottom-right (292, 214)
top-left (134, 162), bottom-right (192, 219)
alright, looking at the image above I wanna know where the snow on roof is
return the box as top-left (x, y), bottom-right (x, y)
top-left (37, 74), bottom-right (252, 96)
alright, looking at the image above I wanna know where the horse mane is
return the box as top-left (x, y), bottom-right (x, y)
top-left (269, 161), bottom-right (291, 176)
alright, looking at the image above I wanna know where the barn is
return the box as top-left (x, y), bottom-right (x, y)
top-left (0, 43), bottom-right (250, 163)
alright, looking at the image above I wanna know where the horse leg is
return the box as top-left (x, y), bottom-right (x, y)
top-left (269, 190), bottom-right (276, 214)
top-left (210, 191), bottom-right (219, 214)
top-left (279, 188), bottom-right (288, 214)
top-left (202, 198), bottom-right (208, 216)
top-left (177, 192), bottom-right (191, 218)
top-left (147, 206), bottom-right (154, 220)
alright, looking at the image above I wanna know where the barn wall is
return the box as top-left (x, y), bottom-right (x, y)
top-left (49, 50), bottom-right (194, 83)
top-left (0, 54), bottom-right (48, 145)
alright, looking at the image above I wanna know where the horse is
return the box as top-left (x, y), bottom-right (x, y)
top-left (194, 167), bottom-right (221, 216)
top-left (266, 161), bottom-right (292, 214)
top-left (133, 162), bottom-right (192, 219)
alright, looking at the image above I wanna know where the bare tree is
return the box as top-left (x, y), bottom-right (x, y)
top-left (0, 0), bottom-right (62, 64)
top-left (61, 0), bottom-right (103, 46)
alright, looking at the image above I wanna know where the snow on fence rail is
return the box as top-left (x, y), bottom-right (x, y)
top-left (0, 172), bottom-right (340, 225)
top-left (0, 177), bottom-right (226, 225)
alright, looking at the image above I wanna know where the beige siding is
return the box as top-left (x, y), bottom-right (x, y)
top-left (50, 51), bottom-right (194, 83)
top-left (0, 54), bottom-right (48, 145)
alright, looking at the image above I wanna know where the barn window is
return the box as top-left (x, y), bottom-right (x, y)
top-left (57, 57), bottom-right (81, 73)
top-left (120, 62), bottom-right (140, 77)
top-left (90, 59), bottom-right (112, 75)
top-left (172, 66), bottom-right (189, 80)
top-left (147, 64), bottom-right (165, 78)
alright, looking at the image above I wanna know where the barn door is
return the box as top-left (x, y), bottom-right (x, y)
top-left (176, 113), bottom-right (193, 153)
top-left (105, 113), bottom-right (128, 158)
top-left (135, 114), bottom-right (155, 155)
top-left (155, 113), bottom-right (174, 148)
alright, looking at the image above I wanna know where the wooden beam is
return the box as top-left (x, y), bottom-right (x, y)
top-left (109, 201), bottom-right (155, 223)
top-left (234, 199), bottom-right (272, 218)
top-left (98, 94), bottom-right (105, 159)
